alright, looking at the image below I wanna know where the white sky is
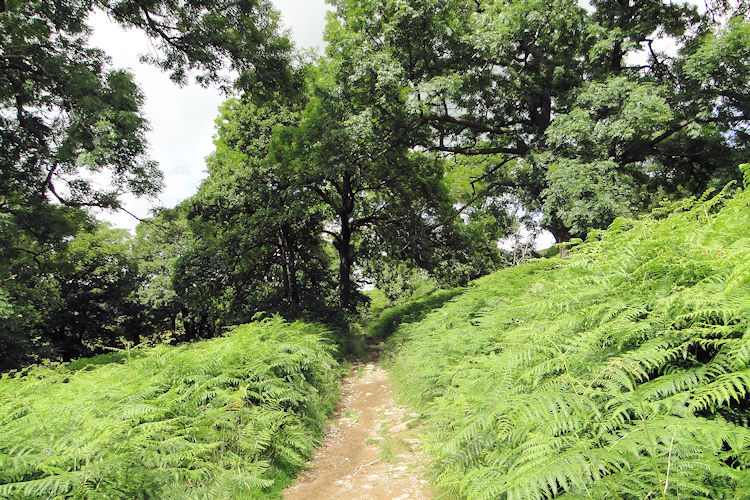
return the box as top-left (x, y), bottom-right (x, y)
top-left (89, 0), bottom-right (330, 231)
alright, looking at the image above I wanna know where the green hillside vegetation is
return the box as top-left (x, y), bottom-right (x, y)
top-left (365, 289), bottom-right (464, 341)
top-left (0, 318), bottom-right (339, 499)
top-left (387, 186), bottom-right (750, 499)
top-left (1, 1), bottom-right (748, 498)
top-left (4, 3), bottom-right (747, 369)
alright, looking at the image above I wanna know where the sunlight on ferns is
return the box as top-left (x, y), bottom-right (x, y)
top-left (388, 186), bottom-right (750, 499)
top-left (0, 318), bottom-right (339, 499)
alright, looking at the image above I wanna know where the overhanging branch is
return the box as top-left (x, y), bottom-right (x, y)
top-left (431, 145), bottom-right (525, 155)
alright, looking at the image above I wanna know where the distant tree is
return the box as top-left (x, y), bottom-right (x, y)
top-left (188, 61), bottom-right (502, 320)
top-left (270, 69), bottom-right (458, 311)
top-left (132, 205), bottom-right (191, 337)
top-left (173, 97), bottom-right (337, 336)
top-left (52, 223), bottom-right (142, 356)
top-left (0, 205), bottom-right (87, 369)
top-left (0, 215), bottom-right (144, 366)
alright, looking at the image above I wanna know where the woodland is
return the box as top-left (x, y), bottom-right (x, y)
top-left (0, 0), bottom-right (749, 498)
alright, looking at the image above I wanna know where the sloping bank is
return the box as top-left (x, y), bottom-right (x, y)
top-left (387, 186), bottom-right (750, 499)
top-left (0, 318), bottom-right (339, 499)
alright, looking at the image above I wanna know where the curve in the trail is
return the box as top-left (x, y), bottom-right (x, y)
top-left (284, 362), bottom-right (430, 500)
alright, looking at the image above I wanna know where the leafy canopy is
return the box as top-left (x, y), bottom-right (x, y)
top-left (326, 0), bottom-right (749, 239)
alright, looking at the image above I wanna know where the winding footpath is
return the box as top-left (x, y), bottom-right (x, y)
top-left (284, 360), bottom-right (431, 500)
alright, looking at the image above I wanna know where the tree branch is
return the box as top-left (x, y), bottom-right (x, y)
top-left (321, 229), bottom-right (341, 244)
top-left (469, 157), bottom-right (517, 195)
top-left (425, 114), bottom-right (522, 135)
top-left (432, 159), bottom-right (524, 231)
top-left (648, 120), bottom-right (689, 148)
top-left (431, 145), bottom-right (525, 156)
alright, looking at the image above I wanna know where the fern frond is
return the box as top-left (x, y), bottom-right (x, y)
top-left (387, 188), bottom-right (750, 499)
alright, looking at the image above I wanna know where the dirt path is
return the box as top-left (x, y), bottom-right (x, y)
top-left (284, 360), bottom-right (431, 500)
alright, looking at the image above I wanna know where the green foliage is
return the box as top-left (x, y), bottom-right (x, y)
top-left (188, 60), bottom-right (500, 320)
top-left (177, 97), bottom-right (338, 333)
top-left (0, 317), bottom-right (339, 498)
top-left (97, 0), bottom-right (297, 94)
top-left (271, 67), bottom-right (465, 311)
top-left (365, 289), bottom-right (464, 340)
top-left (541, 158), bottom-right (644, 237)
top-left (680, 16), bottom-right (750, 154)
top-left (0, 0), bottom-right (161, 365)
top-left (131, 205), bottom-right (191, 339)
top-left (0, 213), bottom-right (148, 368)
top-left (0, 0), bottom-right (161, 210)
top-left (53, 223), bottom-right (142, 349)
top-left (364, 288), bottom-right (390, 318)
top-left (363, 262), bottom-right (442, 304)
top-left (326, 0), bottom-right (748, 240)
top-left (388, 186), bottom-right (750, 498)
top-left (741, 163), bottom-right (750, 188)
top-left (0, 0), bottom-right (299, 368)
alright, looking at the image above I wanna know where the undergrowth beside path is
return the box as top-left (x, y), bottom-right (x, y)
top-left (0, 318), bottom-right (339, 499)
top-left (387, 187), bottom-right (750, 499)
top-left (365, 289), bottom-right (464, 341)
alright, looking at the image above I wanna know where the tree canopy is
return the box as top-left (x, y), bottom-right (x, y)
top-left (0, 0), bottom-right (298, 365)
top-left (326, 0), bottom-right (749, 239)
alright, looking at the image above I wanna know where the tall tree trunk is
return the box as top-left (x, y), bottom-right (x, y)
top-left (337, 217), bottom-right (354, 311)
top-left (278, 231), bottom-right (291, 303)
top-left (611, 40), bottom-right (623, 73)
top-left (196, 313), bottom-right (208, 339)
top-left (280, 225), bottom-right (300, 312)
top-left (288, 249), bottom-right (299, 311)
top-left (182, 307), bottom-right (197, 340)
top-left (336, 172), bottom-right (356, 312)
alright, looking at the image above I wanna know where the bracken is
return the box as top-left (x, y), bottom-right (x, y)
top-left (388, 183), bottom-right (750, 499)
top-left (0, 317), bottom-right (339, 499)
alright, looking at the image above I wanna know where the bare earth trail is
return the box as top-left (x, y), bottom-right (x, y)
top-left (284, 356), bottom-right (431, 500)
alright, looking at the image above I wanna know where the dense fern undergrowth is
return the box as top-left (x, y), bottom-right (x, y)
top-left (364, 289), bottom-right (465, 340)
top-left (0, 318), bottom-right (339, 499)
top-left (388, 186), bottom-right (750, 499)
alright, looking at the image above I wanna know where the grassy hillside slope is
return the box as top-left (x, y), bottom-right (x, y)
top-left (388, 187), bottom-right (750, 499)
top-left (0, 318), bottom-right (339, 499)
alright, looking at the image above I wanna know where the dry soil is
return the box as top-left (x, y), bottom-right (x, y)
top-left (283, 361), bottom-right (431, 500)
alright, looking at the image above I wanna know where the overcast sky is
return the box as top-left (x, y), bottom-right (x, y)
top-left (89, 0), bottom-right (330, 231)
